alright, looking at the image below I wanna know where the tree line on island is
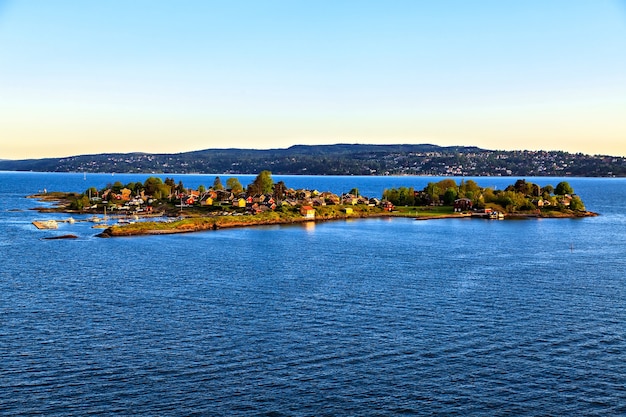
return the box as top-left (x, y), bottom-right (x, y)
top-left (64, 171), bottom-right (587, 220)
top-left (382, 178), bottom-right (585, 213)
top-left (68, 171), bottom-right (380, 218)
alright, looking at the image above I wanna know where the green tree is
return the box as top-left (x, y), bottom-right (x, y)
top-left (437, 179), bottom-right (458, 191)
top-left (273, 181), bottom-right (287, 201)
top-left (459, 179), bottom-right (480, 198)
top-left (494, 192), bottom-right (516, 211)
top-left (213, 176), bottom-right (224, 190)
top-left (481, 187), bottom-right (496, 206)
top-left (529, 183), bottom-right (540, 197)
top-left (153, 183), bottom-right (171, 200)
top-left (508, 179), bottom-right (528, 194)
top-left (570, 195), bottom-right (585, 211)
top-left (111, 181), bottom-right (124, 193)
top-left (424, 182), bottom-right (441, 205)
top-left (248, 170), bottom-right (274, 195)
top-left (247, 181), bottom-right (260, 196)
top-left (555, 181), bottom-right (574, 195)
top-left (442, 187), bottom-right (458, 205)
top-left (144, 177), bottom-right (164, 196)
top-left (226, 177), bottom-right (244, 194)
top-left (519, 199), bottom-right (536, 211)
top-left (70, 195), bottom-right (90, 210)
top-left (349, 188), bottom-right (360, 197)
top-left (397, 187), bottom-right (415, 206)
top-left (383, 187), bottom-right (414, 206)
top-left (541, 184), bottom-right (554, 195)
top-left (85, 187), bottom-right (99, 199)
top-left (383, 188), bottom-right (399, 205)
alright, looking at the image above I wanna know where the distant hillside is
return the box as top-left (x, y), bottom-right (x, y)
top-left (1, 144), bottom-right (625, 177)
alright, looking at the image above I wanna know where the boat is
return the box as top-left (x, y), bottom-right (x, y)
top-left (90, 207), bottom-right (108, 223)
top-left (32, 220), bottom-right (59, 229)
top-left (472, 209), bottom-right (504, 220)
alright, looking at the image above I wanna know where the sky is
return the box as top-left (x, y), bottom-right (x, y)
top-left (1, 0), bottom-right (625, 159)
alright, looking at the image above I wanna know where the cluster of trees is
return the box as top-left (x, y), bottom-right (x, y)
top-left (73, 171), bottom-right (586, 215)
top-left (381, 186), bottom-right (417, 206)
top-left (383, 179), bottom-right (586, 212)
top-left (73, 170), bottom-right (379, 214)
top-left (78, 171), bottom-right (284, 206)
top-left (382, 179), bottom-right (480, 206)
top-left (83, 173), bottom-right (271, 202)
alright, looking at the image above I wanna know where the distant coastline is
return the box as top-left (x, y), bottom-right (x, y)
top-left (3, 143), bottom-right (626, 176)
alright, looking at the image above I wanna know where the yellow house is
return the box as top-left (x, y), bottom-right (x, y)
top-left (233, 198), bottom-right (246, 208)
top-left (300, 205), bottom-right (315, 219)
top-left (343, 207), bottom-right (353, 215)
top-left (200, 197), bottom-right (213, 206)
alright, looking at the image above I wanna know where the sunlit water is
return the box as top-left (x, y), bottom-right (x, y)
top-left (1, 172), bottom-right (625, 415)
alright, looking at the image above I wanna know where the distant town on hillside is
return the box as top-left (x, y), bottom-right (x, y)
top-left (2, 144), bottom-right (625, 177)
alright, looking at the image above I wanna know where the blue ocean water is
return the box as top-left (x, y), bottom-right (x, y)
top-left (1, 172), bottom-right (625, 416)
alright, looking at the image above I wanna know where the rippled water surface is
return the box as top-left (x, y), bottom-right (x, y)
top-left (1, 172), bottom-right (626, 415)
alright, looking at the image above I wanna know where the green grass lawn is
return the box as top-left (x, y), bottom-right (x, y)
top-left (393, 206), bottom-right (456, 217)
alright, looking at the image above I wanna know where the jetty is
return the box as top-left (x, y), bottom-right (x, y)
top-left (32, 220), bottom-right (59, 229)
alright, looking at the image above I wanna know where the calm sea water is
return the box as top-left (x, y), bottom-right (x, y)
top-left (1, 172), bottom-right (626, 416)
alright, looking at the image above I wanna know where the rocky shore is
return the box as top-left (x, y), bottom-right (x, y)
top-left (96, 211), bottom-right (400, 237)
top-left (95, 209), bottom-right (598, 238)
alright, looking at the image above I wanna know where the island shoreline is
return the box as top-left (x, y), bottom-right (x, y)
top-left (26, 177), bottom-right (599, 238)
top-left (94, 210), bottom-right (598, 238)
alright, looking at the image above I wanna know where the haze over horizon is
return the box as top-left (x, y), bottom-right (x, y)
top-left (1, 0), bottom-right (625, 160)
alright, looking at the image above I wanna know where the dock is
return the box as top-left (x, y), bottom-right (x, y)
top-left (32, 220), bottom-right (59, 229)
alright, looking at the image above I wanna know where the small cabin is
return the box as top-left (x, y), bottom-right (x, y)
top-left (300, 206), bottom-right (315, 219)
top-left (454, 198), bottom-right (473, 212)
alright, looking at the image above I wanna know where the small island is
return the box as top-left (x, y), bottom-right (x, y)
top-left (30, 173), bottom-right (597, 237)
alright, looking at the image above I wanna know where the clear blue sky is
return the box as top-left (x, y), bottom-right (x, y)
top-left (1, 0), bottom-right (625, 159)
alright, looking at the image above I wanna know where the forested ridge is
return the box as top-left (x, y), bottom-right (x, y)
top-left (2, 144), bottom-right (625, 176)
